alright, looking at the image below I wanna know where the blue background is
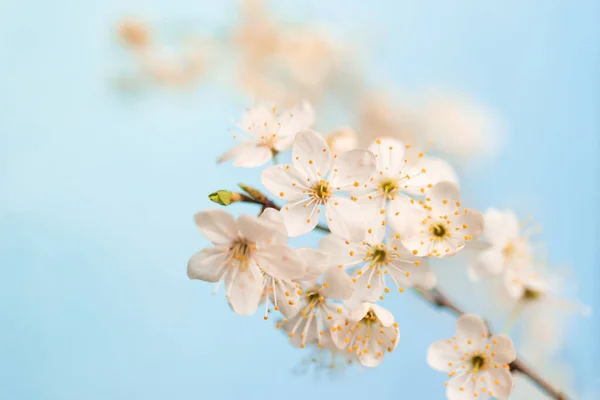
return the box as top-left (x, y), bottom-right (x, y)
top-left (1, 0), bottom-right (598, 398)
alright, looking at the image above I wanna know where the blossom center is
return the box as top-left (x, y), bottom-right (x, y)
top-left (361, 309), bottom-right (377, 323)
top-left (230, 239), bottom-right (255, 270)
top-left (522, 287), bottom-right (543, 301)
top-left (369, 245), bottom-right (389, 266)
top-left (470, 354), bottom-right (487, 372)
top-left (502, 242), bottom-right (515, 259)
top-left (379, 179), bottom-right (399, 199)
top-left (310, 180), bottom-right (332, 204)
top-left (431, 223), bottom-right (447, 238)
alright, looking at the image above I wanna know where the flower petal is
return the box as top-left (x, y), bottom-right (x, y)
top-left (325, 197), bottom-right (365, 242)
top-left (226, 264), bottom-right (263, 316)
top-left (194, 210), bottom-right (237, 245)
top-left (254, 245), bottom-right (304, 280)
top-left (427, 339), bottom-right (463, 372)
top-left (280, 198), bottom-right (320, 237)
top-left (237, 214), bottom-right (278, 243)
top-left (368, 137), bottom-right (406, 176)
top-left (370, 303), bottom-right (395, 327)
top-left (232, 145), bottom-right (274, 168)
top-left (388, 258), bottom-right (436, 289)
top-left (292, 130), bottom-right (332, 181)
top-left (321, 267), bottom-right (354, 300)
top-left (447, 373), bottom-right (476, 400)
top-left (347, 302), bottom-right (372, 322)
top-left (403, 155), bottom-right (458, 196)
top-left (468, 248), bottom-right (505, 281)
top-left (329, 149), bottom-right (376, 189)
top-left (349, 268), bottom-right (384, 305)
top-left (295, 247), bottom-right (329, 281)
top-left (187, 247), bottom-right (228, 282)
top-left (217, 141), bottom-right (257, 164)
top-left (487, 367), bottom-right (513, 398)
top-left (489, 334), bottom-right (516, 364)
top-left (456, 314), bottom-right (488, 348)
top-left (430, 181), bottom-right (461, 216)
top-left (461, 209), bottom-right (485, 241)
top-left (318, 233), bottom-right (365, 267)
top-left (275, 101), bottom-right (315, 150)
top-left (261, 164), bottom-right (308, 202)
top-left (484, 208), bottom-right (520, 245)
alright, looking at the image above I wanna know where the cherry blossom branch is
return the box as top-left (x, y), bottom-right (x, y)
top-left (209, 188), bottom-right (567, 399)
top-left (417, 288), bottom-right (568, 400)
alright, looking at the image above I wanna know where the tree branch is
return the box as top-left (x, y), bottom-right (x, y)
top-left (214, 187), bottom-right (568, 400)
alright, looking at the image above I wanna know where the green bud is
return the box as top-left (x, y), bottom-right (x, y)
top-left (208, 190), bottom-right (233, 206)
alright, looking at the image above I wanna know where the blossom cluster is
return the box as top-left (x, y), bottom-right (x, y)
top-left (180, 102), bottom-right (591, 399)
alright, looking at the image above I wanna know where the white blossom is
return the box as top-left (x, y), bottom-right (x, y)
top-left (218, 102), bottom-right (315, 168)
top-left (261, 129), bottom-right (376, 239)
top-left (320, 223), bottom-right (436, 307)
top-left (331, 302), bottom-right (399, 367)
top-left (427, 314), bottom-right (516, 400)
top-left (399, 181), bottom-right (484, 258)
top-left (187, 208), bottom-right (303, 315)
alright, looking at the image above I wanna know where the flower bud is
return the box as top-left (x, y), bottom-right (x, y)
top-left (208, 190), bottom-right (243, 206)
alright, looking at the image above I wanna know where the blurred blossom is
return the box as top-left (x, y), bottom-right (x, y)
top-left (418, 90), bottom-right (504, 160)
top-left (325, 128), bottom-right (359, 156)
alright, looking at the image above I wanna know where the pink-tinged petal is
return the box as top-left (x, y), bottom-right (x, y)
top-left (232, 145), bottom-right (273, 168)
top-left (368, 137), bottom-right (406, 176)
top-left (325, 197), bottom-right (364, 242)
top-left (456, 314), bottom-right (488, 348)
top-left (447, 373), bottom-right (476, 400)
top-left (484, 208), bottom-right (520, 245)
top-left (489, 335), bottom-right (516, 364)
top-left (487, 367), bottom-right (513, 398)
top-left (430, 181), bottom-right (461, 217)
top-left (295, 247), bottom-right (329, 281)
top-left (427, 339), bottom-right (463, 372)
top-left (194, 210), bottom-right (237, 246)
top-left (321, 267), bottom-right (354, 300)
top-left (254, 245), bottom-right (304, 280)
top-left (226, 264), bottom-right (263, 316)
top-left (370, 303), bottom-right (395, 327)
top-left (237, 214), bottom-right (278, 243)
top-left (187, 247), bottom-right (228, 282)
top-left (403, 155), bottom-right (458, 196)
top-left (292, 130), bottom-right (332, 181)
top-left (318, 234), bottom-right (365, 267)
top-left (329, 149), bottom-right (376, 189)
top-left (280, 197), bottom-right (320, 237)
top-left (261, 164), bottom-right (308, 202)
top-left (461, 209), bottom-right (485, 241)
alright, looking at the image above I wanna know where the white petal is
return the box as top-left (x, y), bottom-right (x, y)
top-left (254, 245), bottom-right (304, 280)
top-left (468, 248), bottom-right (505, 281)
top-left (368, 137), bottom-right (406, 176)
top-left (280, 197), bottom-right (320, 237)
top-left (268, 279), bottom-right (300, 318)
top-left (403, 155), bottom-right (458, 196)
top-left (321, 267), bottom-right (354, 300)
top-left (430, 181), bottom-right (461, 216)
top-left (487, 367), bottom-right (513, 398)
top-left (388, 195), bottom-right (427, 236)
top-left (427, 339), bottom-right (463, 372)
top-left (388, 258), bottom-right (436, 289)
top-left (318, 233), bottom-right (365, 267)
top-left (275, 101), bottom-right (315, 150)
top-left (461, 209), bottom-right (485, 241)
top-left (329, 149), bottom-right (376, 189)
top-left (259, 208), bottom-right (288, 244)
top-left (489, 335), bottom-right (516, 364)
top-left (347, 302), bottom-right (372, 322)
top-left (295, 247), bottom-right (328, 281)
top-left (456, 314), bottom-right (488, 348)
top-left (350, 268), bottom-right (384, 304)
top-left (187, 247), bottom-right (228, 282)
top-left (325, 197), bottom-right (365, 242)
top-left (484, 208), bottom-right (520, 245)
top-left (370, 303), bottom-right (395, 327)
top-left (226, 264), bottom-right (263, 316)
top-left (447, 373), bottom-right (477, 400)
top-left (194, 210), bottom-right (237, 246)
top-left (292, 130), bottom-right (332, 181)
top-left (232, 145), bottom-right (273, 168)
top-left (238, 104), bottom-right (274, 137)
top-left (237, 214), bottom-right (277, 243)
top-left (217, 141), bottom-right (257, 164)
top-left (261, 164), bottom-right (308, 202)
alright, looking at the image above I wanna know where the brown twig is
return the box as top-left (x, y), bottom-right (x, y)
top-left (214, 188), bottom-right (567, 399)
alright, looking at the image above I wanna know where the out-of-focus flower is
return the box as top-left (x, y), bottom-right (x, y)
top-left (347, 137), bottom-right (457, 226)
top-left (218, 102), bottom-right (315, 168)
top-left (319, 223), bottom-right (435, 307)
top-left (282, 271), bottom-right (353, 349)
top-left (331, 302), bottom-right (399, 367)
top-left (427, 314), bottom-right (516, 400)
top-left (419, 91), bottom-right (503, 159)
top-left (118, 18), bottom-right (151, 49)
top-left (398, 182), bottom-right (484, 258)
top-left (325, 128), bottom-right (359, 156)
top-left (261, 130), bottom-right (375, 238)
top-left (290, 334), bottom-right (359, 378)
top-left (468, 208), bottom-right (535, 281)
top-left (187, 208), bottom-right (303, 315)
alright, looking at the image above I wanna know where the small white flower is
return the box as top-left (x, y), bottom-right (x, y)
top-left (331, 302), bottom-right (399, 367)
top-left (348, 137), bottom-right (457, 231)
top-left (218, 102), bottom-right (315, 168)
top-left (320, 224), bottom-right (436, 307)
top-left (282, 267), bottom-right (354, 349)
top-left (427, 314), bottom-right (516, 400)
top-left (468, 208), bottom-right (535, 281)
top-left (400, 181), bottom-right (484, 258)
top-left (261, 130), bottom-right (376, 239)
top-left (187, 208), bottom-right (304, 316)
